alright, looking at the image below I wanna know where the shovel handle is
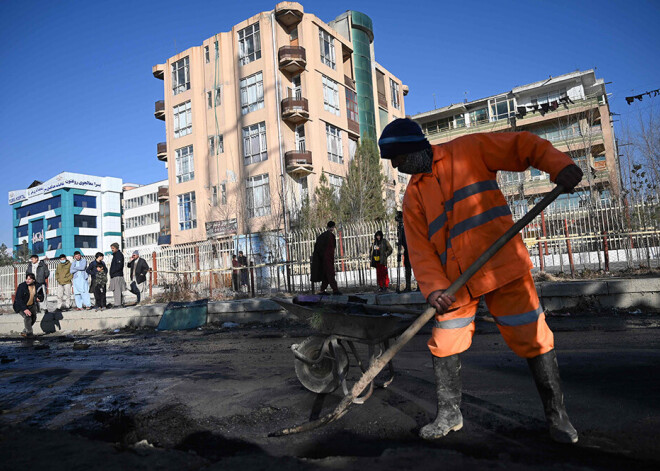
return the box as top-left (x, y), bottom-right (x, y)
top-left (271, 185), bottom-right (565, 436)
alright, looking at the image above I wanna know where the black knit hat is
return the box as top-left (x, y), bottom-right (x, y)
top-left (378, 118), bottom-right (431, 159)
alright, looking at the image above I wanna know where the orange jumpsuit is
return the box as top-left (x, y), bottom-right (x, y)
top-left (402, 132), bottom-right (574, 358)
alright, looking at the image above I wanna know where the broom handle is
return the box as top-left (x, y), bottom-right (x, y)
top-left (272, 185), bottom-right (564, 436)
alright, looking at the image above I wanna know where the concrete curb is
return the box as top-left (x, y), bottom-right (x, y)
top-left (1, 277), bottom-right (657, 335)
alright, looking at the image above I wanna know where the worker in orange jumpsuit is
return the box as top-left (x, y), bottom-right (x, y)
top-left (378, 118), bottom-right (582, 444)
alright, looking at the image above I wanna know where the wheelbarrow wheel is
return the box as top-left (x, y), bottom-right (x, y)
top-left (294, 336), bottom-right (349, 394)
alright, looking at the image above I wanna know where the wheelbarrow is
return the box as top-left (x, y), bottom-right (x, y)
top-left (272, 297), bottom-right (418, 403)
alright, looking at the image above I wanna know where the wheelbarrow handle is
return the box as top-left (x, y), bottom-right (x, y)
top-left (270, 185), bottom-right (565, 437)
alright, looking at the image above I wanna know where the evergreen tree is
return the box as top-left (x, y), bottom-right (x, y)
top-left (16, 241), bottom-right (30, 262)
top-left (0, 243), bottom-right (13, 266)
top-left (339, 138), bottom-right (387, 222)
top-left (313, 171), bottom-right (339, 227)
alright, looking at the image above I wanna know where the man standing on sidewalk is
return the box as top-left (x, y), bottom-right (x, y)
top-left (55, 254), bottom-right (73, 311)
top-left (26, 254), bottom-right (49, 310)
top-left (310, 221), bottom-right (342, 295)
top-left (127, 250), bottom-right (149, 304)
top-left (70, 251), bottom-right (92, 310)
top-left (109, 243), bottom-right (126, 308)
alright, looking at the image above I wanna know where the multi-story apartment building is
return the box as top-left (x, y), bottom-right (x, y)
top-left (152, 2), bottom-right (407, 245)
top-left (122, 180), bottom-right (168, 254)
top-left (412, 70), bottom-right (620, 212)
top-left (9, 172), bottom-right (123, 258)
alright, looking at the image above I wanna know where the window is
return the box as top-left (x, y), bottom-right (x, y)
top-left (327, 173), bottom-right (343, 198)
top-left (74, 195), bottom-right (96, 208)
top-left (207, 88), bottom-right (221, 109)
top-left (74, 215), bottom-right (97, 228)
top-left (177, 192), bottom-right (197, 230)
top-left (422, 117), bottom-right (455, 134)
top-left (209, 134), bottom-right (224, 155)
top-left (126, 233), bottom-right (158, 248)
top-left (530, 168), bottom-right (549, 180)
top-left (214, 40), bottom-right (219, 58)
top-left (390, 79), bottom-right (400, 110)
top-left (47, 236), bottom-right (62, 251)
top-left (346, 88), bottom-right (359, 122)
top-left (500, 171), bottom-right (525, 185)
top-left (489, 97), bottom-right (515, 121)
top-left (204, 45), bottom-right (210, 63)
top-left (238, 23), bottom-right (261, 65)
top-left (221, 183), bottom-right (227, 205)
top-left (319, 29), bottom-right (336, 69)
top-left (175, 145), bottom-right (194, 183)
top-left (125, 213), bottom-right (158, 229)
top-left (75, 235), bottom-right (97, 249)
top-left (455, 114), bottom-right (465, 128)
top-left (16, 225), bottom-right (28, 237)
top-left (326, 124), bottom-right (343, 164)
top-left (173, 101), bottom-right (192, 138)
top-left (398, 174), bottom-right (408, 185)
top-left (211, 186), bottom-right (218, 206)
top-left (242, 122), bottom-right (267, 165)
top-left (468, 108), bottom-right (488, 125)
top-left (246, 174), bottom-right (271, 218)
top-left (47, 216), bottom-right (61, 231)
top-left (531, 122), bottom-right (581, 142)
top-left (530, 88), bottom-right (564, 106)
top-left (240, 72), bottom-right (264, 114)
top-left (15, 196), bottom-right (62, 219)
top-left (322, 76), bottom-right (340, 115)
top-left (171, 56), bottom-right (190, 95)
top-left (124, 193), bottom-right (157, 210)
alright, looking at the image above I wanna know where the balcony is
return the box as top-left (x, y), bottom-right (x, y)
top-left (157, 186), bottom-right (169, 202)
top-left (154, 100), bottom-right (165, 120)
top-left (275, 2), bottom-right (304, 29)
top-left (348, 118), bottom-right (360, 136)
top-left (378, 91), bottom-right (387, 109)
top-left (157, 142), bottom-right (167, 162)
top-left (152, 63), bottom-right (165, 80)
top-left (281, 97), bottom-right (309, 124)
top-left (278, 46), bottom-right (306, 73)
top-left (285, 150), bottom-right (313, 177)
top-left (344, 75), bottom-right (356, 90)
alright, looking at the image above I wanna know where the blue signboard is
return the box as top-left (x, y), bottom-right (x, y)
top-left (31, 219), bottom-right (44, 254)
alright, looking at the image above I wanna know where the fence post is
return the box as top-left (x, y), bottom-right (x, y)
top-left (338, 229), bottom-right (345, 272)
top-left (537, 239), bottom-right (545, 271)
top-left (602, 230), bottom-right (610, 272)
top-left (209, 269), bottom-right (213, 299)
top-left (194, 246), bottom-right (200, 283)
top-left (250, 263), bottom-right (255, 297)
top-left (564, 218), bottom-right (575, 278)
top-left (149, 270), bottom-right (153, 299)
top-left (152, 252), bottom-right (158, 286)
top-left (541, 211), bottom-right (549, 255)
top-left (12, 265), bottom-right (18, 302)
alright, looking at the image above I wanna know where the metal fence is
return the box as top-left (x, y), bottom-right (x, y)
top-left (1, 196), bottom-right (658, 303)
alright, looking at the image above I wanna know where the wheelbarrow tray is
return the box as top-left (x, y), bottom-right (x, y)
top-left (271, 297), bottom-right (412, 342)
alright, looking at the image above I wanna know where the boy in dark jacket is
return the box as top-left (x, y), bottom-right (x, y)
top-left (26, 254), bottom-right (49, 310)
top-left (13, 273), bottom-right (43, 337)
top-left (92, 265), bottom-right (108, 310)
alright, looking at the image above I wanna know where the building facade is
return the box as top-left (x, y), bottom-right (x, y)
top-left (412, 70), bottom-right (620, 212)
top-left (9, 172), bottom-right (123, 258)
top-left (152, 2), bottom-right (407, 245)
top-left (122, 180), bottom-right (168, 254)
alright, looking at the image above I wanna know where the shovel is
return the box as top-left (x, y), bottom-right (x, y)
top-left (271, 185), bottom-right (564, 437)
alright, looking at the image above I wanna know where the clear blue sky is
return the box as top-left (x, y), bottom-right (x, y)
top-left (0, 0), bottom-right (658, 249)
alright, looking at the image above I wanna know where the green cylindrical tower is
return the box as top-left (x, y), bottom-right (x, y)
top-left (349, 11), bottom-right (376, 140)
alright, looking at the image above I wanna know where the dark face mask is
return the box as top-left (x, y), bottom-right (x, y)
top-left (396, 148), bottom-right (433, 175)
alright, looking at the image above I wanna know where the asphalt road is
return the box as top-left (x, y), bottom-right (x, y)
top-left (0, 313), bottom-right (659, 470)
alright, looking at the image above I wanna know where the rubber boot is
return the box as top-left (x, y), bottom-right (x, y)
top-left (419, 354), bottom-right (463, 440)
top-left (527, 349), bottom-right (578, 444)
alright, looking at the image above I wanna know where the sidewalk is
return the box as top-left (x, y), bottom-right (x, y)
top-left (0, 278), bottom-right (657, 336)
